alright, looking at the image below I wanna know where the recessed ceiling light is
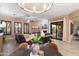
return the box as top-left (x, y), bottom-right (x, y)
top-left (27, 20), bottom-right (30, 23)
top-left (33, 6), bottom-right (36, 11)
top-left (44, 4), bottom-right (47, 9)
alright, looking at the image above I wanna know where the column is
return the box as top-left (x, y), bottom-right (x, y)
top-left (63, 16), bottom-right (71, 42)
top-left (12, 21), bottom-right (14, 36)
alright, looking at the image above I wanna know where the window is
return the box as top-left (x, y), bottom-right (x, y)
top-left (1, 21), bottom-right (11, 35)
top-left (24, 23), bottom-right (29, 34)
top-left (14, 22), bottom-right (22, 34)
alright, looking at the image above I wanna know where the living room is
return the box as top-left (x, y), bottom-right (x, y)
top-left (0, 2), bottom-right (79, 57)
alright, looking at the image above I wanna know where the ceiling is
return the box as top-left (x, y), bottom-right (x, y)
top-left (0, 3), bottom-right (79, 20)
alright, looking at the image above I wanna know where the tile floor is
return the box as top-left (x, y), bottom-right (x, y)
top-left (0, 39), bottom-right (79, 56)
top-left (55, 40), bottom-right (79, 56)
top-left (0, 39), bottom-right (18, 56)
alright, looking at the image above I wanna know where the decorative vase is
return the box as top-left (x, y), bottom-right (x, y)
top-left (30, 44), bottom-right (40, 56)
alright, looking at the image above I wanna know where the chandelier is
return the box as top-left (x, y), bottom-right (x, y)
top-left (18, 3), bottom-right (52, 13)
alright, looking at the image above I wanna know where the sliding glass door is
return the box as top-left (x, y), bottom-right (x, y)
top-left (24, 23), bottom-right (29, 34)
top-left (1, 21), bottom-right (11, 35)
top-left (56, 24), bottom-right (63, 40)
top-left (51, 21), bottom-right (63, 40)
top-left (14, 22), bottom-right (22, 34)
top-left (51, 24), bottom-right (57, 39)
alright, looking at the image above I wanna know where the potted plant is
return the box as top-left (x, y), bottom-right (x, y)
top-left (32, 33), bottom-right (41, 44)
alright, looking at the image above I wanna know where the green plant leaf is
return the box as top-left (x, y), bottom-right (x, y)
top-left (32, 33), bottom-right (41, 44)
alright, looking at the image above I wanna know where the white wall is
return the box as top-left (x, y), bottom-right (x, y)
top-left (40, 19), bottom-right (48, 26)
